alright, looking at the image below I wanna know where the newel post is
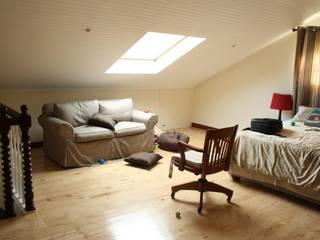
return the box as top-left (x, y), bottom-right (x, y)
top-left (19, 105), bottom-right (35, 211)
top-left (0, 107), bottom-right (16, 217)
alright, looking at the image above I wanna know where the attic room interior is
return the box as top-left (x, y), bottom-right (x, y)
top-left (0, 0), bottom-right (320, 239)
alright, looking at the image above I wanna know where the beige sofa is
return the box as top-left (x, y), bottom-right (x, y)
top-left (38, 98), bottom-right (158, 167)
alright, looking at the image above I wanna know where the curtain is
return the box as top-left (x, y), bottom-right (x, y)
top-left (293, 26), bottom-right (320, 113)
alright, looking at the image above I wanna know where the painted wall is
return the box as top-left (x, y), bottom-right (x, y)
top-left (193, 17), bottom-right (320, 130)
top-left (0, 88), bottom-right (193, 142)
top-left (193, 33), bottom-right (296, 130)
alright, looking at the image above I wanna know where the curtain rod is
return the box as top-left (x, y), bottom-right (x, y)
top-left (293, 26), bottom-right (320, 32)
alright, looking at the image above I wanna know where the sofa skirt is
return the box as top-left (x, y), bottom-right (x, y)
top-left (43, 129), bottom-right (155, 167)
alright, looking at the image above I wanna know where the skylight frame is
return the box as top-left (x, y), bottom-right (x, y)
top-left (105, 32), bottom-right (206, 74)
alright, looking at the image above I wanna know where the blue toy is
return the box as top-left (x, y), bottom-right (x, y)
top-left (97, 159), bottom-right (106, 165)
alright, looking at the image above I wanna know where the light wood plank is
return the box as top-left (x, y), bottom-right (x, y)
top-left (0, 127), bottom-right (319, 240)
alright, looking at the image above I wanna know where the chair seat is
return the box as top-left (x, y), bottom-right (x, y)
top-left (172, 150), bottom-right (203, 173)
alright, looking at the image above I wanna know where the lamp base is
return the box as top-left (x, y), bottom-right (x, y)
top-left (278, 110), bottom-right (282, 121)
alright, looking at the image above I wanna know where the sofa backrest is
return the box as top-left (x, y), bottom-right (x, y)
top-left (41, 98), bottom-right (134, 126)
top-left (53, 100), bottom-right (99, 127)
top-left (99, 98), bottom-right (133, 122)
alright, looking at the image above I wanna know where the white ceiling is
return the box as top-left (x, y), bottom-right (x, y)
top-left (1, 0), bottom-right (320, 89)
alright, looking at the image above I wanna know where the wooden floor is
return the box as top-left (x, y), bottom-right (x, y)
top-left (0, 127), bottom-right (319, 240)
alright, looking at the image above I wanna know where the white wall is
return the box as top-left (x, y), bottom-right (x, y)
top-left (0, 88), bottom-right (193, 142)
top-left (193, 33), bottom-right (296, 130)
top-left (193, 16), bottom-right (320, 130)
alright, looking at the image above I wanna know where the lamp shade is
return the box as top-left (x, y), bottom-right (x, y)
top-left (270, 93), bottom-right (292, 110)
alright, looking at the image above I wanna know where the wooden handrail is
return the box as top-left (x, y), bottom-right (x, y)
top-left (0, 103), bottom-right (20, 125)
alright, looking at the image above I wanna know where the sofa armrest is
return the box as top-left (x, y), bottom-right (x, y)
top-left (132, 110), bottom-right (158, 130)
top-left (38, 115), bottom-right (74, 140)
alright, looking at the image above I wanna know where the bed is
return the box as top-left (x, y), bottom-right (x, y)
top-left (229, 121), bottom-right (320, 204)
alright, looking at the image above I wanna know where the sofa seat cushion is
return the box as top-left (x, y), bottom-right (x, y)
top-left (115, 121), bottom-right (147, 137)
top-left (74, 125), bottom-right (114, 143)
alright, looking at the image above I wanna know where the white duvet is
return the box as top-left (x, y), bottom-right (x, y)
top-left (230, 121), bottom-right (320, 200)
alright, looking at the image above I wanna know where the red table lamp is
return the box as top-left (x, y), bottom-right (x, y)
top-left (270, 93), bottom-right (292, 121)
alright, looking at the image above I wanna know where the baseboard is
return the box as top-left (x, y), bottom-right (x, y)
top-left (30, 141), bottom-right (43, 148)
top-left (191, 122), bottom-right (217, 130)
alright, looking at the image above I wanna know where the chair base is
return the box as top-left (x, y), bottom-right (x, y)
top-left (171, 178), bottom-right (233, 213)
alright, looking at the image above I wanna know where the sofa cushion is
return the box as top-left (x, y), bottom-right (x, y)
top-left (54, 100), bottom-right (99, 127)
top-left (74, 125), bottom-right (114, 143)
top-left (88, 113), bottom-right (116, 130)
top-left (157, 131), bottom-right (190, 152)
top-left (115, 121), bottom-right (147, 137)
top-left (125, 152), bottom-right (163, 168)
top-left (99, 98), bottom-right (133, 122)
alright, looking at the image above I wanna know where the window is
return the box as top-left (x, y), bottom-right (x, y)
top-left (105, 32), bottom-right (206, 74)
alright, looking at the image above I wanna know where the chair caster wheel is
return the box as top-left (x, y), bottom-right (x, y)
top-left (171, 192), bottom-right (175, 199)
top-left (197, 207), bottom-right (202, 214)
top-left (231, 175), bottom-right (240, 181)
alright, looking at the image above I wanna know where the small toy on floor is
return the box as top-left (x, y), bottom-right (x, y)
top-left (97, 159), bottom-right (106, 165)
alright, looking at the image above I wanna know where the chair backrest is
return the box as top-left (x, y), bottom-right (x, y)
top-left (202, 125), bottom-right (238, 176)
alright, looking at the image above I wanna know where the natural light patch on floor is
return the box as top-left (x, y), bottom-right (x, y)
top-left (107, 211), bottom-right (171, 240)
top-left (105, 32), bottom-right (206, 74)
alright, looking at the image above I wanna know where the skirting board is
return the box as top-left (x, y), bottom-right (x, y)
top-left (191, 122), bottom-right (217, 130)
top-left (30, 141), bottom-right (43, 148)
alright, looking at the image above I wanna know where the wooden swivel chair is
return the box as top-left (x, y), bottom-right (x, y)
top-left (170, 125), bottom-right (238, 213)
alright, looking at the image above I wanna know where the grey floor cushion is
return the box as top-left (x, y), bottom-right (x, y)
top-left (125, 152), bottom-right (163, 167)
top-left (157, 131), bottom-right (190, 152)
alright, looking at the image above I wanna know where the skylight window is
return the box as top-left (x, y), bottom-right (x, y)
top-left (105, 32), bottom-right (206, 74)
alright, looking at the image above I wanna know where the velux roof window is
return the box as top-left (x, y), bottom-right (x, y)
top-left (105, 32), bottom-right (206, 74)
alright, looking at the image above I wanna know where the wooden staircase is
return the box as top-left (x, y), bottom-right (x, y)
top-left (0, 103), bottom-right (35, 218)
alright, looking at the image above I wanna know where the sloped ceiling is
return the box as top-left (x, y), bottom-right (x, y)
top-left (1, 0), bottom-right (320, 89)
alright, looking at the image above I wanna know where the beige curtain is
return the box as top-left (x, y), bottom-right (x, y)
top-left (293, 26), bottom-right (320, 112)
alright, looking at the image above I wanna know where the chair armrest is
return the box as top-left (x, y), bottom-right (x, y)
top-left (38, 115), bottom-right (74, 140)
top-left (178, 141), bottom-right (204, 152)
top-left (132, 110), bottom-right (158, 130)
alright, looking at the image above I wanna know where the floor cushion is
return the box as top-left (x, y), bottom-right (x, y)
top-left (115, 121), bottom-right (147, 137)
top-left (157, 131), bottom-right (190, 152)
top-left (125, 152), bottom-right (163, 167)
top-left (74, 125), bottom-right (114, 143)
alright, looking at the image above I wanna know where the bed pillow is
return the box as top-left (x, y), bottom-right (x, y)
top-left (304, 110), bottom-right (320, 128)
top-left (292, 106), bottom-right (314, 122)
top-left (124, 152), bottom-right (163, 167)
top-left (88, 113), bottom-right (116, 130)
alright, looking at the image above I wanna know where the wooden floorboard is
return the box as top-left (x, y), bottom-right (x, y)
top-left (0, 127), bottom-right (319, 240)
